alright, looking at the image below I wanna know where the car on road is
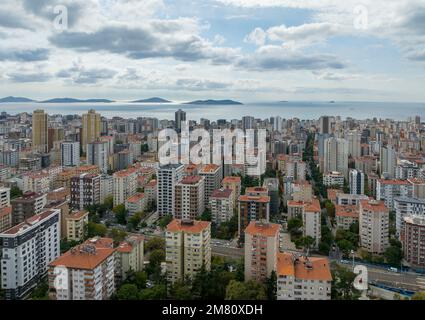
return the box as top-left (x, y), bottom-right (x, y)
top-left (388, 267), bottom-right (398, 273)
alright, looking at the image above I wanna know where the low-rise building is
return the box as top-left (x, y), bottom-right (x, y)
top-left (125, 193), bottom-right (146, 215)
top-left (276, 252), bottom-right (332, 300)
top-left (335, 205), bottom-right (359, 230)
top-left (66, 210), bottom-right (89, 241)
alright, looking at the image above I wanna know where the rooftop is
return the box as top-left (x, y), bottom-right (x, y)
top-left (211, 188), bottom-right (233, 198)
top-left (1, 209), bottom-right (58, 235)
top-left (335, 205), bottom-right (359, 218)
top-left (277, 252), bottom-right (332, 281)
top-left (222, 176), bottom-right (241, 184)
top-left (239, 195), bottom-right (270, 203)
top-left (360, 199), bottom-right (389, 213)
top-left (179, 175), bottom-right (204, 185)
top-left (167, 219), bottom-right (210, 233)
top-left (245, 221), bottom-right (280, 237)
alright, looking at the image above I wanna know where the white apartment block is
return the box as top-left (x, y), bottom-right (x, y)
top-left (99, 174), bottom-right (113, 204)
top-left (336, 193), bottom-right (369, 206)
top-left (113, 167), bottom-right (138, 207)
top-left (157, 164), bottom-right (184, 217)
top-left (394, 196), bottom-right (425, 236)
top-left (359, 200), bottom-right (390, 254)
top-left (87, 140), bottom-right (109, 173)
top-left (277, 253), bottom-right (332, 300)
top-left (376, 179), bottom-right (413, 210)
top-left (61, 141), bottom-right (80, 167)
top-left (0, 186), bottom-right (10, 209)
top-left (165, 219), bottom-right (211, 283)
top-left (210, 188), bottom-right (234, 225)
top-left (323, 171), bottom-right (345, 188)
top-left (323, 137), bottom-right (348, 178)
top-left (349, 169), bottom-right (365, 195)
top-left (125, 193), bottom-right (146, 215)
top-left (302, 200), bottom-right (321, 248)
top-left (22, 172), bottom-right (50, 194)
top-left (199, 164), bottom-right (222, 209)
top-left (0, 209), bottom-right (60, 300)
top-left (49, 238), bottom-right (115, 300)
top-left (285, 160), bottom-right (307, 181)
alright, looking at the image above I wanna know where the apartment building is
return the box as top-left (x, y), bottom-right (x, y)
top-left (222, 176), bottom-right (241, 208)
top-left (174, 176), bottom-right (205, 220)
top-left (359, 200), bottom-right (390, 254)
top-left (113, 167), bottom-right (138, 207)
top-left (22, 171), bottom-right (50, 194)
top-left (323, 171), bottom-right (345, 188)
top-left (48, 238), bottom-right (115, 300)
top-left (87, 140), bottom-right (109, 173)
top-left (244, 221), bottom-right (280, 282)
top-left (302, 200), bottom-right (321, 249)
top-left (116, 235), bottom-right (144, 284)
top-left (125, 193), bottom-right (146, 215)
top-left (285, 160), bottom-right (307, 181)
top-left (70, 173), bottom-right (101, 210)
top-left (401, 215), bottom-right (425, 271)
top-left (157, 164), bottom-right (184, 217)
top-left (0, 209), bottom-right (60, 300)
top-left (165, 219), bottom-right (211, 283)
top-left (61, 141), bottom-right (80, 167)
top-left (144, 179), bottom-right (157, 206)
top-left (336, 193), bottom-right (369, 206)
top-left (238, 195), bottom-right (270, 238)
top-left (349, 169), bottom-right (365, 195)
top-left (210, 188), bottom-right (234, 225)
top-left (0, 206), bottom-right (12, 233)
top-left (394, 196), bottom-right (425, 236)
top-left (0, 186), bottom-right (11, 209)
top-left (11, 192), bottom-right (47, 225)
top-left (199, 164), bottom-right (222, 209)
top-left (263, 178), bottom-right (280, 216)
top-left (335, 205), bottom-right (359, 230)
top-left (66, 210), bottom-right (89, 241)
top-left (276, 253), bottom-right (332, 300)
top-left (376, 179), bottom-right (412, 210)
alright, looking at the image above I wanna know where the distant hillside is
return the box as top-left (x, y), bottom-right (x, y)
top-left (41, 98), bottom-right (115, 103)
top-left (184, 99), bottom-right (243, 105)
top-left (0, 96), bottom-right (35, 103)
top-left (132, 97), bottom-right (171, 103)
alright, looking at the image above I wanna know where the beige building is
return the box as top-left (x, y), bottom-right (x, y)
top-left (66, 210), bottom-right (89, 241)
top-left (277, 252), bottom-right (332, 300)
top-left (222, 176), bottom-right (241, 208)
top-left (303, 200), bottom-right (322, 248)
top-left (335, 205), bottom-right (359, 230)
top-left (125, 193), bottom-right (146, 215)
top-left (32, 109), bottom-right (49, 153)
top-left (0, 206), bottom-right (12, 233)
top-left (165, 219), bottom-right (211, 283)
top-left (244, 221), bottom-right (280, 282)
top-left (116, 235), bottom-right (144, 284)
top-left (113, 168), bottom-right (138, 206)
top-left (175, 176), bottom-right (205, 220)
top-left (0, 187), bottom-right (10, 209)
top-left (199, 164), bottom-right (222, 209)
top-left (82, 109), bottom-right (101, 153)
top-left (359, 199), bottom-right (390, 254)
top-left (48, 238), bottom-right (115, 300)
top-left (210, 188), bottom-right (234, 225)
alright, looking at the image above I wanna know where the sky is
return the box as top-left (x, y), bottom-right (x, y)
top-left (0, 0), bottom-right (424, 102)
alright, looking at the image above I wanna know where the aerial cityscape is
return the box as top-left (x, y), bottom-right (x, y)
top-left (0, 0), bottom-right (425, 307)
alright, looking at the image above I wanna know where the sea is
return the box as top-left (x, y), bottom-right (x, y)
top-left (0, 101), bottom-right (424, 121)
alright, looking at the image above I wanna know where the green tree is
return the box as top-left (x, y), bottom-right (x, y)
top-left (145, 237), bottom-right (165, 252)
top-left (30, 281), bottom-right (49, 300)
top-left (87, 222), bottom-right (107, 238)
top-left (169, 280), bottom-right (193, 300)
top-left (113, 204), bottom-right (128, 225)
top-left (139, 284), bottom-right (167, 300)
top-left (104, 195), bottom-right (114, 210)
top-left (331, 264), bottom-right (360, 300)
top-left (384, 239), bottom-right (403, 266)
top-left (116, 284), bottom-right (140, 300)
top-left (124, 270), bottom-right (148, 289)
top-left (10, 186), bottom-right (23, 199)
top-left (158, 215), bottom-right (173, 229)
top-left (412, 291), bottom-right (425, 300)
top-left (109, 228), bottom-right (127, 245)
top-left (225, 280), bottom-right (267, 300)
top-left (128, 212), bottom-right (144, 230)
top-left (266, 271), bottom-right (277, 300)
top-left (198, 209), bottom-right (211, 221)
top-left (324, 200), bottom-right (336, 218)
top-left (295, 236), bottom-right (315, 250)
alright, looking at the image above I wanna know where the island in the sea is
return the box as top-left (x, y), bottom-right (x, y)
top-left (40, 98), bottom-right (115, 103)
top-left (131, 97), bottom-right (171, 103)
top-left (184, 99), bottom-right (243, 105)
top-left (0, 96), bottom-right (35, 103)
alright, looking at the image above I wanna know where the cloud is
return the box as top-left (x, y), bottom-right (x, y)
top-left (0, 9), bottom-right (32, 30)
top-left (0, 48), bottom-right (49, 62)
top-left (237, 46), bottom-right (346, 71)
top-left (6, 72), bottom-right (52, 82)
top-left (49, 23), bottom-right (240, 64)
top-left (175, 79), bottom-right (231, 90)
top-left (312, 71), bottom-right (358, 81)
top-left (244, 28), bottom-right (267, 46)
top-left (56, 63), bottom-right (117, 84)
